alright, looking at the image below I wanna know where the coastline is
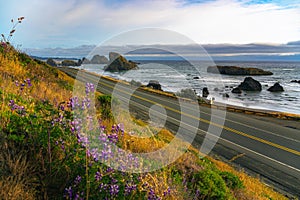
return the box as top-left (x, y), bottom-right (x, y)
top-left (82, 68), bottom-right (300, 122)
top-left (80, 60), bottom-right (300, 116)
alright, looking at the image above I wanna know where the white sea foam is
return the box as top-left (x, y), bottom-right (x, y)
top-left (83, 60), bottom-right (300, 114)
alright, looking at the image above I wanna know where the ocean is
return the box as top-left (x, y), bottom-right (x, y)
top-left (81, 60), bottom-right (300, 114)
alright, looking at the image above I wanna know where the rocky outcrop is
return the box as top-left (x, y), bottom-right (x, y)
top-left (207, 66), bottom-right (273, 75)
top-left (91, 55), bottom-right (108, 64)
top-left (78, 57), bottom-right (91, 65)
top-left (109, 52), bottom-right (120, 61)
top-left (146, 80), bottom-right (162, 90)
top-left (238, 77), bottom-right (262, 91)
top-left (46, 58), bottom-right (57, 67)
top-left (104, 52), bottom-right (138, 72)
top-left (267, 82), bottom-right (284, 92)
top-left (291, 80), bottom-right (300, 84)
top-left (61, 59), bottom-right (78, 66)
top-left (231, 87), bottom-right (242, 94)
top-left (202, 87), bottom-right (209, 98)
top-left (223, 93), bottom-right (229, 98)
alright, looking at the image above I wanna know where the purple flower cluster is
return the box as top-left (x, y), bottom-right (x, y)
top-left (109, 184), bottom-right (119, 197)
top-left (111, 123), bottom-right (125, 137)
top-left (64, 186), bottom-right (84, 200)
top-left (15, 78), bottom-right (31, 91)
top-left (95, 171), bottom-right (102, 181)
top-left (8, 100), bottom-right (26, 116)
top-left (67, 96), bottom-right (92, 110)
top-left (67, 97), bottom-right (80, 110)
top-left (85, 83), bottom-right (95, 95)
top-left (125, 183), bottom-right (137, 195)
top-left (64, 82), bottom-right (178, 199)
top-left (148, 188), bottom-right (161, 200)
top-left (74, 175), bottom-right (82, 186)
top-left (107, 133), bottom-right (118, 144)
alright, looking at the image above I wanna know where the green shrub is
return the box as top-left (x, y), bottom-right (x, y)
top-left (97, 95), bottom-right (115, 120)
top-left (219, 171), bottom-right (244, 189)
top-left (191, 169), bottom-right (229, 200)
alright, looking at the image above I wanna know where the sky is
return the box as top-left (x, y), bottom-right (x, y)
top-left (0, 0), bottom-right (300, 48)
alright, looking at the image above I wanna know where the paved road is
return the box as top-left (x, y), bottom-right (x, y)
top-left (60, 67), bottom-right (300, 197)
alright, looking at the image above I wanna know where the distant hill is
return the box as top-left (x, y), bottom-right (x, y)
top-left (24, 41), bottom-right (300, 62)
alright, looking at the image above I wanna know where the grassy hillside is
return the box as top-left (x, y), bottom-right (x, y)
top-left (0, 43), bottom-right (288, 199)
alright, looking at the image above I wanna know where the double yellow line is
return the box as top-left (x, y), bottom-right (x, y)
top-left (78, 70), bottom-right (300, 157)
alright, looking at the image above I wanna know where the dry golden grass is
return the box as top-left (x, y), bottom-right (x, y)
top-left (210, 157), bottom-right (288, 200)
top-left (0, 142), bottom-right (38, 200)
top-left (139, 170), bottom-right (184, 200)
top-left (0, 50), bottom-right (73, 106)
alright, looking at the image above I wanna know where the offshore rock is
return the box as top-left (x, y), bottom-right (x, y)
top-left (104, 52), bottom-right (138, 72)
top-left (238, 77), bottom-right (262, 91)
top-left (207, 65), bottom-right (273, 75)
top-left (268, 82), bottom-right (284, 92)
top-left (232, 87), bottom-right (242, 94)
top-left (147, 80), bottom-right (162, 91)
top-left (91, 55), bottom-right (108, 64)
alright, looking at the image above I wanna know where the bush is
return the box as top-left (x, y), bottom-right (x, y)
top-left (190, 169), bottom-right (229, 200)
top-left (219, 171), bottom-right (244, 189)
top-left (97, 95), bottom-right (114, 120)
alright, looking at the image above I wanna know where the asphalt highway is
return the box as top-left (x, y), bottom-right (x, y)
top-left (60, 67), bottom-right (300, 197)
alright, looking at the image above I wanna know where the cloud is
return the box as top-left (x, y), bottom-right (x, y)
top-left (1, 0), bottom-right (300, 47)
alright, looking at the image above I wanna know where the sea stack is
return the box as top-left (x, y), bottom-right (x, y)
top-left (104, 52), bottom-right (138, 72)
top-left (238, 77), bottom-right (262, 91)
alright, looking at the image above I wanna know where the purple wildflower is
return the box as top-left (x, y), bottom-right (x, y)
top-left (192, 189), bottom-right (200, 200)
top-left (148, 188), bottom-right (161, 200)
top-left (95, 171), bottom-right (102, 181)
top-left (99, 183), bottom-right (107, 192)
top-left (108, 133), bottom-right (118, 144)
top-left (64, 186), bottom-right (73, 199)
top-left (74, 175), bottom-right (82, 186)
top-left (60, 104), bottom-right (65, 111)
top-left (26, 78), bottom-right (32, 87)
top-left (125, 183), bottom-right (137, 195)
top-left (163, 187), bottom-right (171, 196)
top-left (109, 184), bottom-right (119, 196)
top-left (85, 83), bottom-right (95, 95)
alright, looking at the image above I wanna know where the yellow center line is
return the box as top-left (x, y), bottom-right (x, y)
top-left (78, 71), bottom-right (300, 156)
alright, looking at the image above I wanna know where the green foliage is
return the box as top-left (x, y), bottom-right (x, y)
top-left (97, 95), bottom-right (114, 120)
top-left (18, 52), bottom-right (32, 66)
top-left (190, 169), bottom-right (230, 200)
top-left (219, 171), bottom-right (244, 189)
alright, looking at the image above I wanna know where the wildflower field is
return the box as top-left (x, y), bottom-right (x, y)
top-left (0, 43), bottom-right (288, 199)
